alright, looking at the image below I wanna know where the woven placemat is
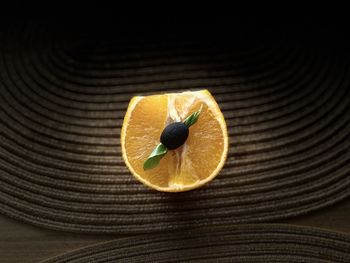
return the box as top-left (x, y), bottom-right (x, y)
top-left (0, 19), bottom-right (349, 233)
top-left (42, 224), bottom-right (350, 262)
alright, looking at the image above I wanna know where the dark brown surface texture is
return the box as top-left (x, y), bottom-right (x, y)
top-left (42, 224), bottom-right (350, 263)
top-left (0, 16), bottom-right (350, 262)
top-left (1, 198), bottom-right (350, 262)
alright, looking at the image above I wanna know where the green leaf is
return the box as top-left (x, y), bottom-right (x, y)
top-left (143, 143), bottom-right (168, 171)
top-left (183, 104), bottom-right (203, 128)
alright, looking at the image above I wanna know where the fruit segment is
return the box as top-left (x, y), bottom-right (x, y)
top-left (123, 95), bottom-right (174, 187)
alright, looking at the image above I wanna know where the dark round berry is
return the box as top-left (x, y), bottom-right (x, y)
top-left (160, 122), bottom-right (189, 150)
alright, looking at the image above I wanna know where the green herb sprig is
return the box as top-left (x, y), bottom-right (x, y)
top-left (143, 105), bottom-right (203, 171)
top-left (143, 143), bottom-right (168, 171)
top-left (183, 104), bottom-right (203, 128)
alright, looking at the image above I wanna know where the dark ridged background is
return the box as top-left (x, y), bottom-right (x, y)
top-left (0, 17), bottom-right (349, 239)
top-left (43, 224), bottom-right (350, 262)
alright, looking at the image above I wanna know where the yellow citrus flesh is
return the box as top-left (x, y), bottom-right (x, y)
top-left (121, 90), bottom-right (228, 192)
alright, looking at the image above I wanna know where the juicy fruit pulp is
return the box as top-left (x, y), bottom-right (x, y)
top-left (160, 122), bottom-right (189, 150)
top-left (121, 90), bottom-right (228, 192)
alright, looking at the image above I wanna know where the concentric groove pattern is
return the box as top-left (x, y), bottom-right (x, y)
top-left (43, 225), bottom-right (350, 262)
top-left (1, 21), bottom-right (350, 233)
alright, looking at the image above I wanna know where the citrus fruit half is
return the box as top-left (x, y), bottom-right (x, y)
top-left (121, 90), bottom-right (228, 192)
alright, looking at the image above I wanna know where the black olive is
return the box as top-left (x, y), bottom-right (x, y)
top-left (160, 122), bottom-right (189, 150)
